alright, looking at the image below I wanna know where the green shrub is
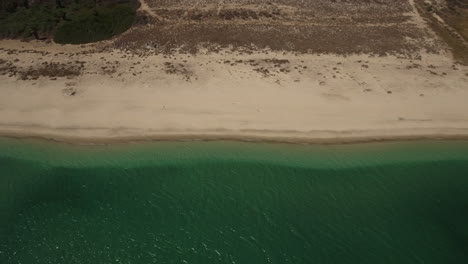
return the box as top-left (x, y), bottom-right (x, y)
top-left (0, 3), bottom-right (136, 43)
top-left (54, 4), bottom-right (136, 44)
top-left (0, 6), bottom-right (64, 38)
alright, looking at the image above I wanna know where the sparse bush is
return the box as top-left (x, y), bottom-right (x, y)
top-left (447, 0), bottom-right (468, 9)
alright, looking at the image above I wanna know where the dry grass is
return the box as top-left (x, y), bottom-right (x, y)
top-left (19, 62), bottom-right (82, 80)
top-left (0, 60), bottom-right (83, 80)
top-left (415, 0), bottom-right (468, 65)
top-left (107, 0), bottom-right (435, 56)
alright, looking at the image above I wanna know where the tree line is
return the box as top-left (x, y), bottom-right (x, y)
top-left (0, 0), bottom-right (138, 43)
top-left (1, 0), bottom-right (137, 12)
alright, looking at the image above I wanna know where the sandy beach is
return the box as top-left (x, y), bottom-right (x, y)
top-left (1, 40), bottom-right (467, 143)
top-left (1, 0), bottom-right (468, 144)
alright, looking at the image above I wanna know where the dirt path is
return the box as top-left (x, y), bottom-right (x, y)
top-left (216, 0), bottom-right (224, 16)
top-left (138, 0), bottom-right (164, 22)
top-left (411, 0), bottom-right (468, 48)
top-left (408, 0), bottom-right (428, 27)
top-left (181, 1), bottom-right (201, 21)
top-left (431, 11), bottom-right (468, 47)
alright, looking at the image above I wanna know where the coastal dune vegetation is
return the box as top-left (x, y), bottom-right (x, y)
top-left (0, 0), bottom-right (137, 44)
top-left (416, 0), bottom-right (468, 64)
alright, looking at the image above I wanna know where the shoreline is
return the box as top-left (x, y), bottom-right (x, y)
top-left (2, 126), bottom-right (468, 145)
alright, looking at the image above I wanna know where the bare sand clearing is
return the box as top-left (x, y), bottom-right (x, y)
top-left (0, 0), bottom-right (468, 143)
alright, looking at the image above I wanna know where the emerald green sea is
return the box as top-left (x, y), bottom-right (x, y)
top-left (1, 138), bottom-right (468, 263)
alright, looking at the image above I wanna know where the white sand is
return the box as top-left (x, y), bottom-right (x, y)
top-left (0, 40), bottom-right (468, 143)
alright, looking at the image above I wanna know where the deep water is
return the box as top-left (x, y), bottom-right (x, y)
top-left (1, 138), bottom-right (468, 263)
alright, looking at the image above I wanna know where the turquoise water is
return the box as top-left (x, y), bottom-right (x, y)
top-left (1, 138), bottom-right (468, 263)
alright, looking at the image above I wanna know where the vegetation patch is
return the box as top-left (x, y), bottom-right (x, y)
top-left (0, 2), bottom-right (136, 44)
top-left (0, 60), bottom-right (82, 80)
top-left (163, 62), bottom-right (194, 81)
top-left (19, 62), bottom-right (82, 80)
top-left (54, 4), bottom-right (136, 44)
top-left (416, 0), bottom-right (468, 64)
top-left (0, 5), bottom-right (63, 39)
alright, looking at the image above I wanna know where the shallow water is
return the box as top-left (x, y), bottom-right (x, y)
top-left (1, 138), bottom-right (468, 263)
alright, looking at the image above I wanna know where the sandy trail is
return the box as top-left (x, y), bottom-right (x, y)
top-left (138, 0), bottom-right (164, 21)
top-left (431, 12), bottom-right (468, 47)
